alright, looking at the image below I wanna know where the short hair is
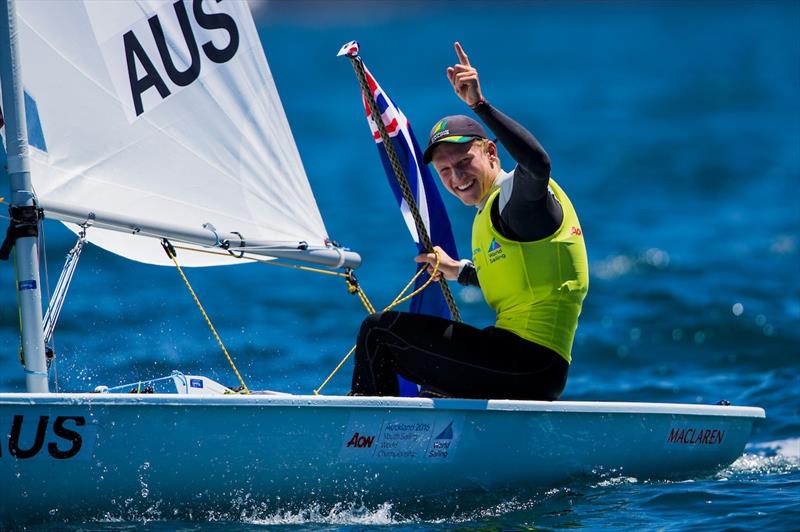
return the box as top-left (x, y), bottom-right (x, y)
top-left (472, 138), bottom-right (500, 165)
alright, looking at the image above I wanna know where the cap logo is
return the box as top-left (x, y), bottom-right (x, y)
top-left (432, 118), bottom-right (447, 134)
top-left (431, 129), bottom-right (451, 143)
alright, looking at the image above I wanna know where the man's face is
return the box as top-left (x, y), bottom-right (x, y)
top-left (431, 140), bottom-right (497, 206)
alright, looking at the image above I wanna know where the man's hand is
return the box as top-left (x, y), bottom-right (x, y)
top-left (446, 42), bottom-right (483, 107)
top-left (414, 246), bottom-right (460, 281)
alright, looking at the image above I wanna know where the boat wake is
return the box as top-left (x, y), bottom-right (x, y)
top-left (47, 450), bottom-right (800, 531)
top-left (243, 502), bottom-right (410, 527)
top-left (241, 491), bottom-right (568, 528)
top-left (720, 438), bottom-right (800, 477)
top-left (76, 492), bottom-right (559, 528)
top-left (81, 501), bottom-right (416, 528)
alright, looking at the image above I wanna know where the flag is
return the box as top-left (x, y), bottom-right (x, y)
top-left (339, 42), bottom-right (460, 396)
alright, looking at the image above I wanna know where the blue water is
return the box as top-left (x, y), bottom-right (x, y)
top-left (2, 1), bottom-right (799, 530)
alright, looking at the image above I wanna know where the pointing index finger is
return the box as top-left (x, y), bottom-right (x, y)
top-left (454, 41), bottom-right (470, 66)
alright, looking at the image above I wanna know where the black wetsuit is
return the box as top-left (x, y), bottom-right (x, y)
top-left (350, 101), bottom-right (569, 400)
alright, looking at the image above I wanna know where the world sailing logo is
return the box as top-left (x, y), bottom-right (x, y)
top-left (488, 238), bottom-right (506, 264)
top-left (428, 421), bottom-right (454, 458)
top-left (90, 0), bottom-right (249, 121)
top-left (434, 421), bottom-right (454, 440)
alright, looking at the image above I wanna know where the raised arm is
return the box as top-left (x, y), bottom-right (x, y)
top-left (448, 43), bottom-right (563, 268)
top-left (473, 102), bottom-right (551, 196)
top-left (447, 42), bottom-right (551, 195)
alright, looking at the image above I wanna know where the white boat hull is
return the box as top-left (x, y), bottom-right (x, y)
top-left (0, 394), bottom-right (764, 524)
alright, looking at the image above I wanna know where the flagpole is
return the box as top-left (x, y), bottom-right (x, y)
top-left (345, 53), bottom-right (461, 322)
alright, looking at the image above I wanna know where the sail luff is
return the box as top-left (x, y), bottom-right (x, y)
top-left (0, 0), bottom-right (48, 392)
top-left (40, 198), bottom-right (361, 269)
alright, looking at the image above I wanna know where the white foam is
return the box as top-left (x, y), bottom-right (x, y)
top-left (718, 438), bottom-right (800, 477)
top-left (245, 502), bottom-right (412, 526)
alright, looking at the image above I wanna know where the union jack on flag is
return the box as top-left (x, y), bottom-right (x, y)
top-left (353, 56), bottom-right (459, 316)
top-left (340, 42), bottom-right (460, 396)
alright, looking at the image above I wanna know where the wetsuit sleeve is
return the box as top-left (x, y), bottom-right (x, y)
top-left (473, 101), bottom-right (563, 241)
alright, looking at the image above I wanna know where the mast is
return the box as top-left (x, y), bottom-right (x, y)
top-left (0, 0), bottom-right (48, 392)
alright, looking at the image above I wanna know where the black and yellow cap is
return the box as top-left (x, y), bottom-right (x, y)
top-left (422, 115), bottom-right (488, 164)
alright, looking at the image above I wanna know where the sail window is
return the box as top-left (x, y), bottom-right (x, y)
top-left (23, 91), bottom-right (46, 152)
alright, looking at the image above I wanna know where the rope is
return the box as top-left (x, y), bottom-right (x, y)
top-left (102, 373), bottom-right (177, 393)
top-left (43, 229), bottom-right (86, 346)
top-left (172, 241), bottom-right (378, 395)
top-left (347, 55), bottom-right (462, 323)
top-left (313, 250), bottom-right (441, 395)
top-left (171, 243), bottom-right (349, 278)
top-left (161, 239), bottom-right (249, 394)
top-left (345, 270), bottom-right (375, 314)
top-left (385, 261), bottom-right (437, 309)
top-left (313, 345), bottom-right (356, 396)
top-left (39, 213), bottom-right (57, 392)
top-left (169, 238), bottom-right (438, 395)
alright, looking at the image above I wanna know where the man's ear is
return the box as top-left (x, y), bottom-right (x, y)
top-left (486, 141), bottom-right (499, 166)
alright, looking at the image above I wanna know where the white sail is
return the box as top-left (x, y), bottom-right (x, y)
top-left (11, 0), bottom-right (332, 266)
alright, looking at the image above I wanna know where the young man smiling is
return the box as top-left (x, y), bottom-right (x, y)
top-left (349, 43), bottom-right (588, 400)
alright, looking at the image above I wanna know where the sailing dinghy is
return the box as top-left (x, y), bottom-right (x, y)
top-left (0, 0), bottom-right (764, 524)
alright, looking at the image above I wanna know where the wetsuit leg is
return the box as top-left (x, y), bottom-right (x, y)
top-left (351, 311), bottom-right (568, 400)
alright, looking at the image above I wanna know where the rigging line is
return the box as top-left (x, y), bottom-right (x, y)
top-left (232, 243), bottom-right (328, 251)
top-left (354, 283), bottom-right (375, 314)
top-left (103, 372), bottom-right (180, 393)
top-left (314, 250), bottom-right (441, 395)
top-left (38, 211), bottom-right (57, 392)
top-left (344, 270), bottom-right (376, 314)
top-left (347, 54), bottom-right (462, 323)
top-left (313, 345), bottom-right (356, 396)
top-left (161, 239), bottom-right (250, 394)
top-left (170, 243), bottom-right (349, 278)
top-left (43, 228), bottom-right (87, 346)
top-left (385, 261), bottom-right (433, 309)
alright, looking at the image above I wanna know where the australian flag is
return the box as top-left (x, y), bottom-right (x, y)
top-left (339, 41), bottom-right (460, 396)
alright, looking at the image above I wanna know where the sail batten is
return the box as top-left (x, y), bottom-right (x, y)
top-left (9, 0), bottom-right (346, 268)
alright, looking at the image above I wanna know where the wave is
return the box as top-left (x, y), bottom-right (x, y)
top-left (237, 502), bottom-right (412, 527)
top-left (724, 438), bottom-right (800, 476)
top-left (31, 458), bottom-right (800, 530)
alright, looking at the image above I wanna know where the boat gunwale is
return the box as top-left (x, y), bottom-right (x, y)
top-left (0, 393), bottom-right (766, 419)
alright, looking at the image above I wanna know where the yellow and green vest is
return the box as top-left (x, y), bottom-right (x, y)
top-left (471, 178), bottom-right (589, 363)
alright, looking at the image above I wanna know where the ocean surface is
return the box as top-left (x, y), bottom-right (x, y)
top-left (1, 1), bottom-right (799, 530)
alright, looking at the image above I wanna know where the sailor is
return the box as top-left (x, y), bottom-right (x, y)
top-left (350, 42), bottom-right (588, 400)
